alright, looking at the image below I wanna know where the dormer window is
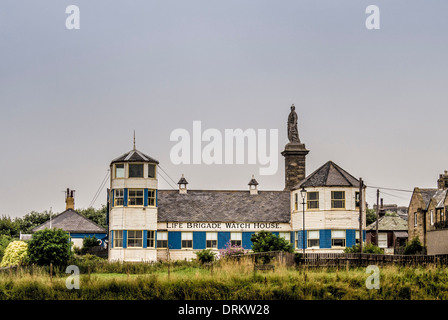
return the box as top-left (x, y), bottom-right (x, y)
top-left (115, 164), bottom-right (125, 178)
top-left (129, 164), bottom-right (144, 178)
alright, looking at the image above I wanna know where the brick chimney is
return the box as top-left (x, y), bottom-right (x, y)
top-left (65, 188), bottom-right (75, 210)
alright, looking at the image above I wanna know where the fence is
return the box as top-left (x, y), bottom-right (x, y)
top-left (300, 253), bottom-right (448, 268)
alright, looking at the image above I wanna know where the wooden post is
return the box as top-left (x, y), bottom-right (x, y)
top-left (376, 189), bottom-right (379, 246)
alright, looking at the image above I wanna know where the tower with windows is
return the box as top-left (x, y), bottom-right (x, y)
top-left (108, 141), bottom-right (159, 262)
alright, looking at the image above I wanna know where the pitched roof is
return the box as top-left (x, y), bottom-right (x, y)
top-left (110, 148), bottom-right (159, 165)
top-left (433, 189), bottom-right (447, 208)
top-left (157, 190), bottom-right (290, 223)
top-left (295, 161), bottom-right (360, 189)
top-left (32, 209), bottom-right (106, 234)
top-left (418, 188), bottom-right (438, 209)
top-left (366, 215), bottom-right (408, 231)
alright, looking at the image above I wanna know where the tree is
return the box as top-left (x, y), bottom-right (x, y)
top-left (0, 215), bottom-right (20, 237)
top-left (15, 211), bottom-right (51, 234)
top-left (27, 228), bottom-right (72, 266)
top-left (365, 208), bottom-right (377, 226)
top-left (76, 206), bottom-right (107, 229)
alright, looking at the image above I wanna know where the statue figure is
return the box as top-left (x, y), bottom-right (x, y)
top-left (287, 104), bottom-right (300, 143)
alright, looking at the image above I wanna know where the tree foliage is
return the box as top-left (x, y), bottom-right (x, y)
top-left (76, 206), bottom-right (107, 229)
top-left (403, 237), bottom-right (425, 255)
top-left (27, 228), bottom-right (72, 266)
top-left (250, 230), bottom-right (294, 253)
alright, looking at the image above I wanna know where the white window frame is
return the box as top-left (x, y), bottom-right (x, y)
top-left (307, 230), bottom-right (320, 248)
top-left (230, 232), bottom-right (242, 246)
top-left (206, 232), bottom-right (217, 249)
top-left (181, 232), bottom-right (193, 249)
top-left (157, 231), bottom-right (168, 248)
top-left (331, 230), bottom-right (346, 247)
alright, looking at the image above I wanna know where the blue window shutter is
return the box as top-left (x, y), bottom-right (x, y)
top-left (123, 188), bottom-right (128, 207)
top-left (272, 232), bottom-right (279, 237)
top-left (155, 189), bottom-right (158, 207)
top-left (168, 231), bottom-right (181, 249)
top-left (218, 232), bottom-right (230, 249)
top-left (193, 232), bottom-right (206, 250)
top-left (320, 229), bottom-right (331, 249)
top-left (297, 230), bottom-right (307, 249)
top-left (346, 229), bottom-right (356, 248)
top-left (123, 230), bottom-right (127, 248)
top-left (144, 189), bottom-right (148, 207)
top-left (242, 232), bottom-right (253, 249)
top-left (143, 230), bottom-right (147, 248)
top-left (291, 232), bottom-right (295, 248)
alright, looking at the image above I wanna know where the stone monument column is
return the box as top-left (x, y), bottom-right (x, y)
top-left (281, 104), bottom-right (309, 191)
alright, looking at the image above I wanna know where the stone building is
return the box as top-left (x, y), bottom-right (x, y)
top-left (408, 171), bottom-right (448, 254)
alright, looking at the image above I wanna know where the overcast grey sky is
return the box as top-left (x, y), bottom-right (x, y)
top-left (1, 0), bottom-right (447, 217)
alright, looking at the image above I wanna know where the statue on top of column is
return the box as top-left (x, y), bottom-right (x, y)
top-left (287, 104), bottom-right (300, 143)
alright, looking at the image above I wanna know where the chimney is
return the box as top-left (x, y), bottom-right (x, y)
top-left (248, 175), bottom-right (259, 195)
top-left (379, 198), bottom-right (385, 217)
top-left (178, 174), bottom-right (188, 194)
top-left (66, 188), bottom-right (75, 210)
top-left (437, 170), bottom-right (448, 190)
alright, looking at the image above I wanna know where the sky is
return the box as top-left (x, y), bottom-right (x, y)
top-left (1, 0), bottom-right (447, 218)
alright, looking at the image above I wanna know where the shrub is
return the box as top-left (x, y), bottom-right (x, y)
top-left (195, 249), bottom-right (217, 264)
top-left (344, 243), bottom-right (384, 254)
top-left (404, 237), bottom-right (424, 255)
top-left (250, 230), bottom-right (294, 264)
top-left (219, 241), bottom-right (246, 259)
top-left (0, 241), bottom-right (28, 267)
top-left (27, 228), bottom-right (72, 266)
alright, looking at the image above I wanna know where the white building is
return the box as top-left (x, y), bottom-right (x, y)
top-left (107, 107), bottom-right (367, 261)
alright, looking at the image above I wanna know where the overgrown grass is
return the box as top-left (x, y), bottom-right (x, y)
top-left (1, 257), bottom-right (448, 300)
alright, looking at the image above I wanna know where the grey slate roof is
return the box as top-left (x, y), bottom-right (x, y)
top-left (110, 148), bottom-right (159, 165)
top-left (32, 209), bottom-right (106, 234)
top-left (419, 188), bottom-right (438, 209)
top-left (366, 216), bottom-right (408, 231)
top-left (433, 189), bottom-right (447, 208)
top-left (157, 190), bottom-right (290, 223)
top-left (295, 161), bottom-right (360, 189)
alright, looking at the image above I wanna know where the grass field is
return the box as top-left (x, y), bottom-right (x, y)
top-left (1, 257), bottom-right (448, 300)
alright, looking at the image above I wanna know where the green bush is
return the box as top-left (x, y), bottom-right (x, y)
top-left (27, 228), bottom-right (72, 266)
top-left (195, 249), bottom-right (217, 264)
top-left (344, 243), bottom-right (384, 254)
top-left (0, 241), bottom-right (28, 267)
top-left (404, 237), bottom-right (424, 255)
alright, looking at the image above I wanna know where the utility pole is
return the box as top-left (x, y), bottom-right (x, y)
top-left (376, 189), bottom-right (379, 246)
top-left (359, 178), bottom-right (364, 254)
